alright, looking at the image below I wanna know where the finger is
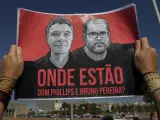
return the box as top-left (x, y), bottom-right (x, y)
top-left (17, 47), bottom-right (23, 63)
top-left (3, 55), bottom-right (7, 60)
top-left (8, 45), bottom-right (17, 56)
top-left (1, 55), bottom-right (7, 68)
top-left (17, 48), bottom-right (24, 77)
top-left (134, 40), bottom-right (140, 56)
top-left (150, 47), bottom-right (156, 51)
top-left (18, 62), bottom-right (24, 77)
top-left (0, 57), bottom-right (4, 68)
top-left (151, 48), bottom-right (159, 71)
top-left (141, 37), bottom-right (150, 50)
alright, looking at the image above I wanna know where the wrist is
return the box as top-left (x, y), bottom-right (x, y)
top-left (143, 72), bottom-right (160, 92)
top-left (140, 68), bottom-right (158, 75)
top-left (142, 71), bottom-right (158, 77)
top-left (0, 76), bottom-right (17, 95)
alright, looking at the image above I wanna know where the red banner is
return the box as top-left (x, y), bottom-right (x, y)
top-left (15, 3), bottom-right (142, 100)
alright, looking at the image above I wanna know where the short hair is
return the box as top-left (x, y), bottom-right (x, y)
top-left (46, 16), bottom-right (74, 39)
top-left (83, 18), bottom-right (109, 35)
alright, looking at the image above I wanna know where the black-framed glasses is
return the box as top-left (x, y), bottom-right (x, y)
top-left (87, 31), bottom-right (109, 38)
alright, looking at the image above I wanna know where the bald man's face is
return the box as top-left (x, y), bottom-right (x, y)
top-left (84, 20), bottom-right (110, 54)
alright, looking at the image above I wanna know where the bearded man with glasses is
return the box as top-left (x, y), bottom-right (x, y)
top-left (72, 18), bottom-right (124, 66)
top-left (72, 18), bottom-right (140, 95)
top-left (73, 18), bottom-right (111, 61)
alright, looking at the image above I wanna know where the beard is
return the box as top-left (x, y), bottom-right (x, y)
top-left (87, 42), bottom-right (108, 54)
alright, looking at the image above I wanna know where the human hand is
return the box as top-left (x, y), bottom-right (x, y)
top-left (0, 45), bottom-right (24, 79)
top-left (134, 37), bottom-right (158, 74)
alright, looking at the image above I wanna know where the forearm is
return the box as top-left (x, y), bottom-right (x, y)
top-left (0, 103), bottom-right (5, 118)
top-left (143, 72), bottom-right (160, 101)
top-left (0, 45), bottom-right (24, 118)
top-left (0, 91), bottom-right (11, 119)
top-left (0, 76), bottom-right (15, 118)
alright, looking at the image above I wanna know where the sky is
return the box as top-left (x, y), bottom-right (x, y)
top-left (0, 0), bottom-right (160, 109)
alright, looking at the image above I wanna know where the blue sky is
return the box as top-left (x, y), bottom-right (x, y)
top-left (0, 0), bottom-right (159, 109)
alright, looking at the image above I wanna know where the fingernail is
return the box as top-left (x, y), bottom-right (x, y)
top-left (17, 47), bottom-right (22, 53)
top-left (136, 40), bottom-right (140, 43)
top-left (142, 37), bottom-right (147, 40)
top-left (18, 47), bottom-right (22, 50)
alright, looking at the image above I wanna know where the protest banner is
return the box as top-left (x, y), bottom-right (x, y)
top-left (15, 3), bottom-right (143, 100)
